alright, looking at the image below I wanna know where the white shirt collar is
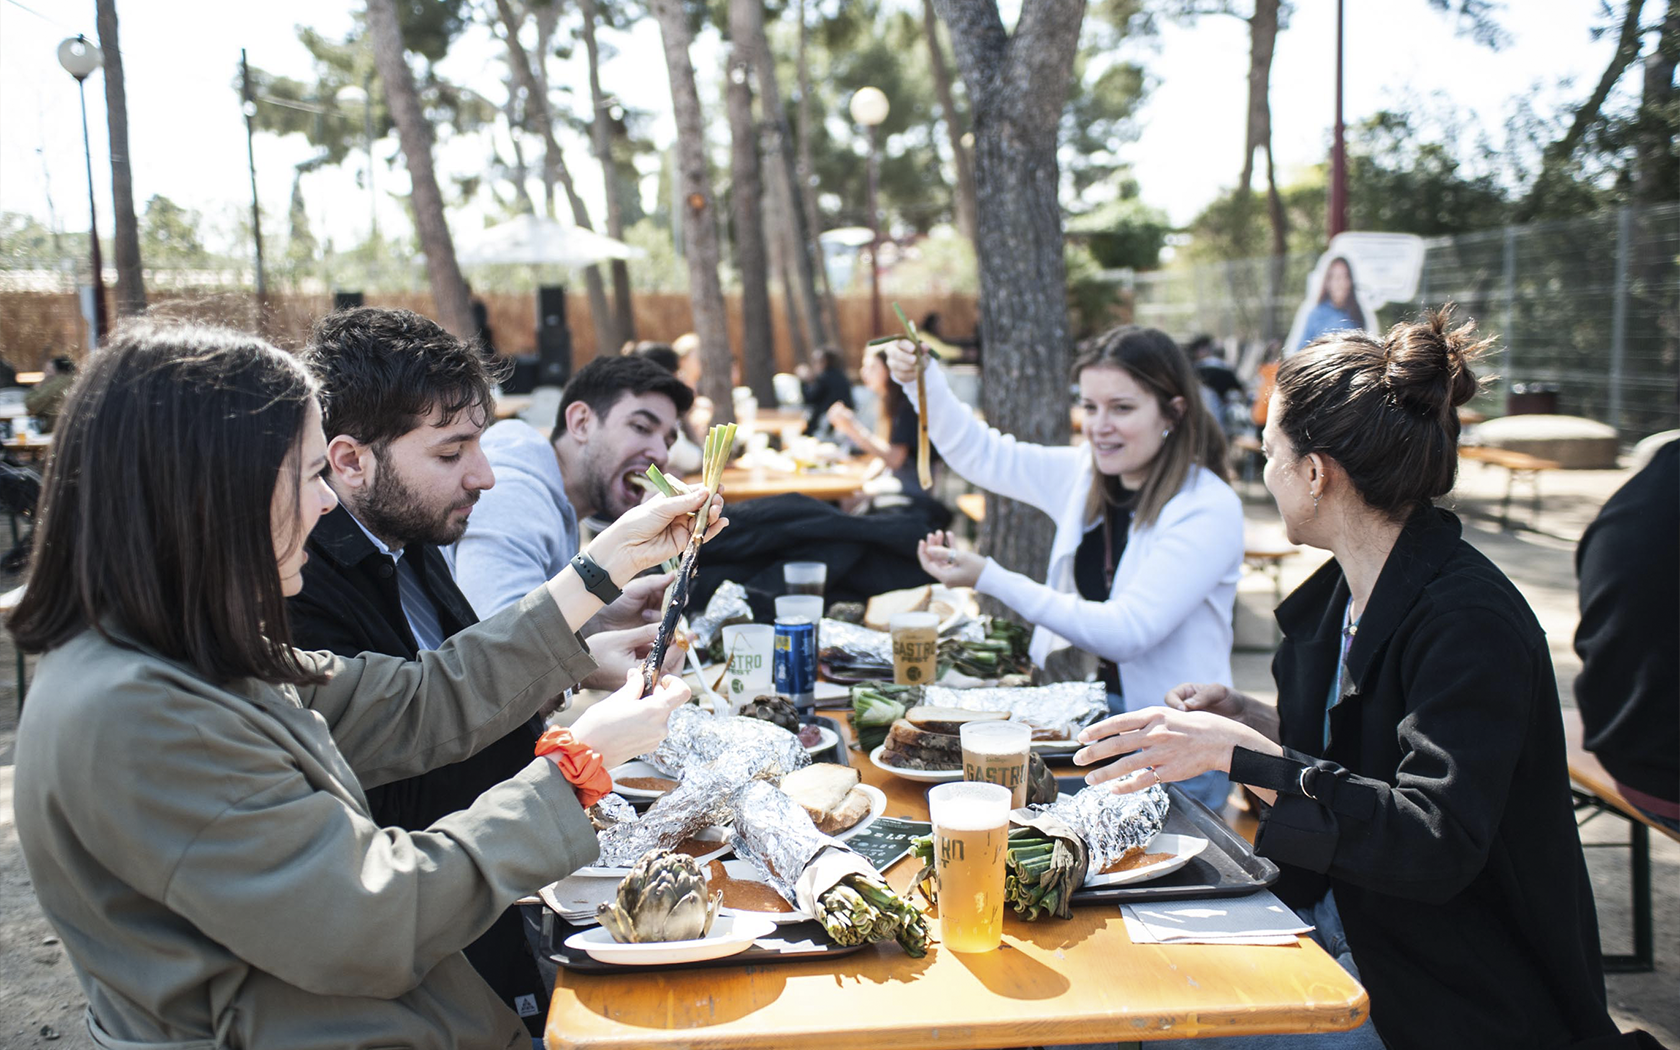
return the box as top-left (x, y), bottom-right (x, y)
top-left (345, 507), bottom-right (403, 563)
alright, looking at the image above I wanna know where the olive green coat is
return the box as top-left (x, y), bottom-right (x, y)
top-left (13, 586), bottom-right (600, 1049)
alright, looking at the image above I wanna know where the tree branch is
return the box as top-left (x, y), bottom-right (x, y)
top-left (1005, 0), bottom-right (1088, 131)
top-left (930, 0), bottom-right (1009, 108)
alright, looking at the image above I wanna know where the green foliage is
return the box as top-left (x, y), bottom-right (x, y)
top-left (1065, 240), bottom-right (1126, 338)
top-left (141, 195), bottom-right (212, 269)
top-left (1066, 189), bottom-right (1170, 270)
top-left (882, 227), bottom-right (978, 295)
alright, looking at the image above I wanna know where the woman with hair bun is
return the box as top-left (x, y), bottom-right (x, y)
top-left (1076, 309), bottom-right (1622, 1048)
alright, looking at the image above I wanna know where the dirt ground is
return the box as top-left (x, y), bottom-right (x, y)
top-left (1, 457), bottom-right (1676, 1048)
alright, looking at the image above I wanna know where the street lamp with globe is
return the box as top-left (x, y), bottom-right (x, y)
top-left (849, 86), bottom-right (889, 335)
top-left (57, 34), bottom-right (108, 344)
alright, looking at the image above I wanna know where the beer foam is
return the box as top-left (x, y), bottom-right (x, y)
top-left (932, 797), bottom-right (1009, 832)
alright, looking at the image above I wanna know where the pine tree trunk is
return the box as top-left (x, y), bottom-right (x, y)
top-left (580, 0), bottom-right (636, 342)
top-left (923, 0), bottom-right (978, 250)
top-left (932, 0), bottom-right (1084, 594)
top-left (764, 140), bottom-right (812, 363)
top-left (747, 0), bottom-right (827, 357)
top-left (366, 0), bottom-right (474, 338)
top-left (1635, 0), bottom-right (1678, 205)
top-left (96, 0), bottom-right (145, 316)
top-left (493, 0), bottom-right (618, 356)
top-left (728, 0), bottom-right (777, 407)
top-left (796, 0), bottom-right (844, 349)
top-left (651, 0), bottom-right (734, 422)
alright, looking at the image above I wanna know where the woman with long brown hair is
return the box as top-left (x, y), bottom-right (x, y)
top-left (1078, 310), bottom-right (1624, 1048)
top-left (11, 321), bottom-right (724, 1049)
top-left (885, 327), bottom-right (1243, 812)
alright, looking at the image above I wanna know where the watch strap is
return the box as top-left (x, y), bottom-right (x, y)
top-left (569, 551), bottom-right (622, 605)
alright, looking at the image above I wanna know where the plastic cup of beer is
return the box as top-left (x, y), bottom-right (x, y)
top-left (889, 611), bottom-right (939, 685)
top-left (783, 561), bottom-right (827, 597)
top-left (927, 781), bottom-right (1011, 953)
top-left (960, 720), bottom-right (1033, 808)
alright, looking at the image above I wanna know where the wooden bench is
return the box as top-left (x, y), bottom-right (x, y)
top-left (1458, 445), bottom-right (1561, 531)
top-left (1563, 708), bottom-right (1680, 973)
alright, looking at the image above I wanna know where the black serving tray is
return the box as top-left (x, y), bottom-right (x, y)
top-left (806, 714), bottom-right (848, 766)
top-left (543, 912), bottom-right (869, 975)
top-left (1058, 780), bottom-right (1280, 905)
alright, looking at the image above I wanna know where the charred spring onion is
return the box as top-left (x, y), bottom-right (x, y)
top-left (892, 302), bottom-right (934, 491)
top-left (639, 423), bottom-right (735, 693)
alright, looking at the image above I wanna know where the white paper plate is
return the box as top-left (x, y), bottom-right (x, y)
top-left (800, 723), bottom-right (839, 755)
top-left (868, 744), bottom-right (962, 783)
top-left (1082, 833), bottom-right (1209, 887)
top-left (563, 913), bottom-right (778, 966)
top-left (573, 826), bottom-right (733, 878)
top-left (714, 859), bottom-right (813, 924)
top-left (831, 782), bottom-right (888, 840)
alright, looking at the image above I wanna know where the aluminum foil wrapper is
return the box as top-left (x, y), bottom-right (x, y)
top-left (689, 580), bottom-right (752, 650)
top-left (921, 681), bottom-right (1107, 740)
top-left (596, 744), bottom-right (791, 867)
top-left (726, 779), bottom-right (874, 914)
top-left (644, 703), bottom-right (808, 781)
top-left (1030, 784), bottom-right (1170, 871)
top-left (818, 618), bottom-right (892, 665)
top-left (587, 793), bottom-right (638, 830)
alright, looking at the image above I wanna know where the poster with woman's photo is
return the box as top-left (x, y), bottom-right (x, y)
top-left (1284, 233), bottom-right (1426, 355)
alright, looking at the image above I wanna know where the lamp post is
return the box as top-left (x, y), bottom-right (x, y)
top-left (849, 86), bottom-right (889, 336)
top-left (1327, 0), bottom-right (1347, 239)
top-left (57, 35), bottom-right (108, 344)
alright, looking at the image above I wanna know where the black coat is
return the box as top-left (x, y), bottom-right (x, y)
top-left (1231, 508), bottom-right (1616, 1049)
top-left (1574, 439), bottom-right (1678, 805)
top-left (286, 504), bottom-right (550, 1034)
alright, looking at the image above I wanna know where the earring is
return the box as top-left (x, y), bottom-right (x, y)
top-left (1312, 491), bottom-right (1321, 517)
top-left (1162, 428), bottom-right (1171, 439)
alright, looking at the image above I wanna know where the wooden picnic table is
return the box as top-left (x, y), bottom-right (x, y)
top-left (699, 458), bottom-right (875, 505)
top-left (545, 719), bottom-right (1368, 1049)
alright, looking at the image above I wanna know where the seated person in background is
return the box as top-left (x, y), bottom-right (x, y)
top-left (890, 328), bottom-right (1242, 814)
top-left (11, 319), bottom-right (717, 1049)
top-left (290, 308), bottom-right (668, 1031)
top-left (455, 355), bottom-right (693, 636)
top-left (1084, 310), bottom-right (1623, 1049)
top-left (629, 340), bottom-right (703, 474)
top-left (798, 347), bottom-right (854, 434)
top-left (1575, 436), bottom-right (1679, 832)
top-left (826, 347), bottom-right (950, 529)
top-left (672, 331), bottom-right (714, 433)
top-left (1187, 334), bottom-right (1245, 423)
top-left (25, 355), bottom-right (76, 433)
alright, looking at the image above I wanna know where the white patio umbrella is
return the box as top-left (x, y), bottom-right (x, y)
top-left (455, 214), bottom-right (644, 269)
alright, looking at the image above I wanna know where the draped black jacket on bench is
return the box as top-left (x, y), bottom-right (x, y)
top-left (1231, 508), bottom-right (1617, 1049)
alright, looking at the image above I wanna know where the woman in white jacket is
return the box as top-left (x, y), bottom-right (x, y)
top-left (886, 327), bottom-right (1244, 812)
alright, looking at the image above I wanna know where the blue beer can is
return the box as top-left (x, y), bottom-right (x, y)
top-left (772, 616), bottom-right (817, 718)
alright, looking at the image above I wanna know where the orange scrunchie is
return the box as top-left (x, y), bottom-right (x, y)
top-left (534, 727), bottom-right (614, 809)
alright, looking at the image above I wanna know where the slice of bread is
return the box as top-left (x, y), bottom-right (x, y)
top-left (814, 786), bottom-right (873, 834)
top-left (864, 585), bottom-right (932, 632)
top-left (880, 742), bottom-right (960, 771)
top-left (780, 763), bottom-right (862, 821)
top-left (905, 705), bottom-right (1009, 735)
top-left (886, 718), bottom-right (961, 758)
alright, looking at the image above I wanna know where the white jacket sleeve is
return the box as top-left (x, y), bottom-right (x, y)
top-left (974, 482), bottom-right (1243, 664)
top-left (900, 362), bottom-right (1086, 517)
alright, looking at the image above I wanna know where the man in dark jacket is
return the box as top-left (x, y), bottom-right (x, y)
top-left (1575, 438), bottom-right (1679, 831)
top-left (285, 307), bottom-right (553, 1033)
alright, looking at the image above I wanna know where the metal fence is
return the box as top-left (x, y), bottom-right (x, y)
top-left (1134, 201), bottom-right (1680, 444)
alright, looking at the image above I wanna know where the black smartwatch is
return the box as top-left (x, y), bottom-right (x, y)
top-left (569, 552), bottom-right (622, 605)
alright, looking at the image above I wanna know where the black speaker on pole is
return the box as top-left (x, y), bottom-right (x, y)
top-left (535, 285), bottom-right (573, 387)
top-left (332, 290), bottom-right (365, 312)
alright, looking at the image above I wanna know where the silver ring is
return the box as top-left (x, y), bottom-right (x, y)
top-left (946, 550), bottom-right (957, 566)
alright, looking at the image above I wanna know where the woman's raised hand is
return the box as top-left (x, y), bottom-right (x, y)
top-left (569, 669), bottom-right (692, 769)
top-left (883, 339), bottom-right (921, 385)
top-left (917, 529), bottom-right (983, 588)
top-left (586, 489), bottom-right (727, 586)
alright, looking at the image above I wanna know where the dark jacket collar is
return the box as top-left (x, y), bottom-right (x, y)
top-left (1276, 506), bottom-right (1462, 680)
top-left (308, 504), bottom-right (392, 570)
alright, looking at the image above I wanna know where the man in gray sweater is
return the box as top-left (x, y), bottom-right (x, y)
top-left (454, 356), bottom-right (696, 683)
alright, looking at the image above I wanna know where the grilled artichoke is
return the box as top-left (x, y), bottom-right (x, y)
top-left (740, 694), bottom-right (800, 734)
top-left (595, 850), bottom-right (723, 944)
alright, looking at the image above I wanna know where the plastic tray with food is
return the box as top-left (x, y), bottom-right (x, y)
top-left (1063, 781), bottom-right (1280, 904)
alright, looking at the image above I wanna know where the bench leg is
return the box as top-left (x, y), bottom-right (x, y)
top-left (1500, 468), bottom-right (1515, 530)
top-left (1602, 821), bottom-right (1654, 973)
